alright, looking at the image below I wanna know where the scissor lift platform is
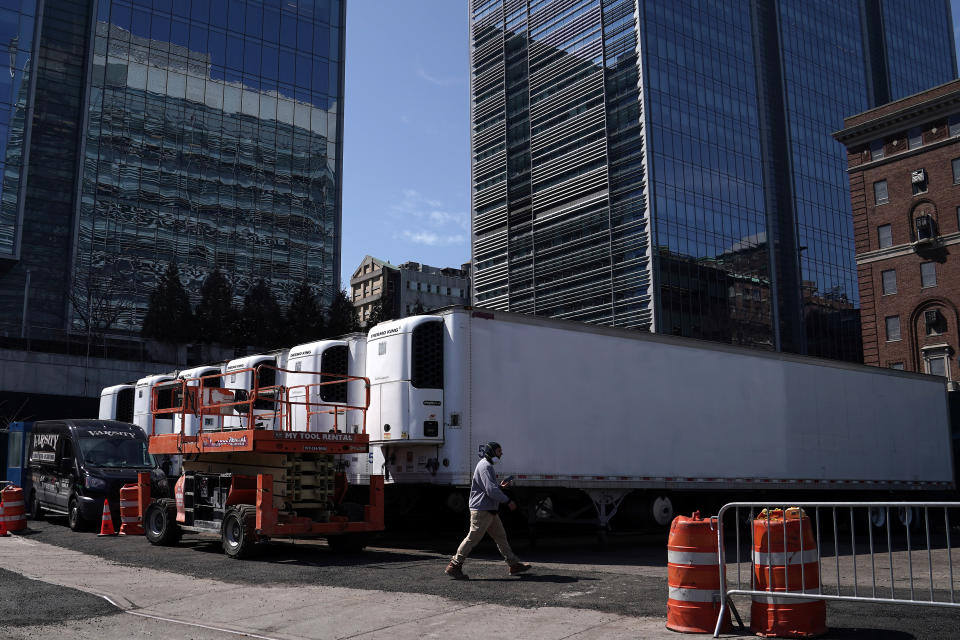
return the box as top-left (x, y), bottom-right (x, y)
top-left (137, 364), bottom-right (384, 558)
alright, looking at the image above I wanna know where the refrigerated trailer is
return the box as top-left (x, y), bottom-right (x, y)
top-left (357, 307), bottom-right (955, 530)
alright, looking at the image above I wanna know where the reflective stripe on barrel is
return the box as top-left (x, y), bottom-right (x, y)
top-left (666, 512), bottom-right (730, 634)
top-left (0, 487), bottom-right (27, 531)
top-left (118, 484), bottom-right (144, 535)
top-left (750, 509), bottom-right (826, 638)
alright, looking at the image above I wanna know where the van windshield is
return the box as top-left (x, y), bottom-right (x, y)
top-left (78, 437), bottom-right (154, 469)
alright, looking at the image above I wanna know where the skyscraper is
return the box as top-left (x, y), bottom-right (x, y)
top-left (0, 0), bottom-right (344, 339)
top-left (469, 0), bottom-right (956, 361)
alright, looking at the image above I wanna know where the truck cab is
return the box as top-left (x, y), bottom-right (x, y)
top-left (27, 419), bottom-right (162, 531)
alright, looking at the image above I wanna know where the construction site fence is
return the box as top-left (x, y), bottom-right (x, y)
top-left (713, 501), bottom-right (960, 637)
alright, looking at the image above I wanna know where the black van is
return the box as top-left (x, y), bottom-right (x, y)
top-left (27, 419), bottom-right (164, 531)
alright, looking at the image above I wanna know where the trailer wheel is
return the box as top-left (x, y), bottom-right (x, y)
top-left (28, 490), bottom-right (43, 521)
top-left (144, 499), bottom-right (181, 546)
top-left (222, 505), bottom-right (256, 559)
top-left (650, 495), bottom-right (674, 528)
top-left (327, 533), bottom-right (367, 554)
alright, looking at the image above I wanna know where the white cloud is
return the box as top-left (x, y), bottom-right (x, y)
top-left (416, 65), bottom-right (464, 87)
top-left (400, 230), bottom-right (466, 246)
top-left (389, 189), bottom-right (470, 249)
top-left (391, 189), bottom-right (469, 230)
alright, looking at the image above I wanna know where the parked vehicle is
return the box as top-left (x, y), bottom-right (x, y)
top-left (26, 419), bottom-right (163, 531)
top-left (353, 307), bottom-right (956, 531)
top-left (98, 306), bottom-right (956, 534)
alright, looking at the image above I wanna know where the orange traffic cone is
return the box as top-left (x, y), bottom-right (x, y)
top-left (98, 499), bottom-right (117, 536)
top-left (0, 502), bottom-right (8, 537)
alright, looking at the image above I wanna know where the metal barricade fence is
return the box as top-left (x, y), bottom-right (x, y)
top-left (713, 502), bottom-right (960, 638)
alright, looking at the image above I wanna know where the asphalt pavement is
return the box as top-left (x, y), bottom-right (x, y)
top-left (1, 517), bottom-right (959, 639)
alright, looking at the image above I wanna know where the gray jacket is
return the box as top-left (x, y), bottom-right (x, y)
top-left (468, 458), bottom-right (510, 511)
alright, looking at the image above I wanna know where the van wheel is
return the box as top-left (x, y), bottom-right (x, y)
top-left (68, 495), bottom-right (89, 532)
top-left (222, 505), bottom-right (256, 559)
top-left (28, 491), bottom-right (43, 521)
top-left (144, 499), bottom-right (181, 546)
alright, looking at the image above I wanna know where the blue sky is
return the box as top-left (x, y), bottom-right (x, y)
top-left (341, 1), bottom-right (470, 288)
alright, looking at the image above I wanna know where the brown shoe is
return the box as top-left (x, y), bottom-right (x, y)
top-left (508, 562), bottom-right (531, 575)
top-left (445, 562), bottom-right (469, 580)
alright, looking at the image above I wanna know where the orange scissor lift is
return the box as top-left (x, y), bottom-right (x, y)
top-left (136, 364), bottom-right (384, 558)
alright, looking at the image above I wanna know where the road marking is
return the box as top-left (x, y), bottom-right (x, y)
top-left (98, 594), bottom-right (286, 640)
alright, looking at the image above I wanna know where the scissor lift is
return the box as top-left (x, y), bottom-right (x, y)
top-left (136, 364), bottom-right (383, 558)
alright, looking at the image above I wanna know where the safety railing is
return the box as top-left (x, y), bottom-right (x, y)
top-left (149, 364), bottom-right (370, 436)
top-left (714, 501), bottom-right (960, 637)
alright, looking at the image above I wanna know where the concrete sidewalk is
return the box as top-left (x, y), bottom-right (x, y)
top-left (0, 535), bottom-right (710, 640)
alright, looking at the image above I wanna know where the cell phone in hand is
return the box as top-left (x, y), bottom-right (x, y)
top-left (502, 475), bottom-right (515, 485)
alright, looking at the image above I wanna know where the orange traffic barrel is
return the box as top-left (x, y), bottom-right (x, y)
top-left (666, 511), bottom-right (731, 633)
top-left (0, 486), bottom-right (27, 532)
top-left (751, 508), bottom-right (826, 638)
top-left (119, 484), bottom-right (144, 535)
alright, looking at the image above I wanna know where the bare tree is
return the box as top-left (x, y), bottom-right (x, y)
top-left (68, 270), bottom-right (132, 356)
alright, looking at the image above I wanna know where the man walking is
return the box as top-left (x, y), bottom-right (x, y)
top-left (445, 441), bottom-right (531, 580)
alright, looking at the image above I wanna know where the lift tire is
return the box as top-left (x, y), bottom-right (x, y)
top-left (68, 494), bottom-right (91, 532)
top-left (222, 505), bottom-right (257, 559)
top-left (28, 490), bottom-right (43, 521)
top-left (144, 499), bottom-right (181, 546)
top-left (327, 533), bottom-right (367, 554)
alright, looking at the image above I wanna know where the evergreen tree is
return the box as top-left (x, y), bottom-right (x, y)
top-left (195, 269), bottom-right (235, 344)
top-left (411, 298), bottom-right (427, 315)
top-left (287, 281), bottom-right (325, 344)
top-left (364, 297), bottom-right (387, 332)
top-left (326, 288), bottom-right (360, 337)
top-left (141, 263), bottom-right (194, 343)
top-left (235, 279), bottom-right (285, 348)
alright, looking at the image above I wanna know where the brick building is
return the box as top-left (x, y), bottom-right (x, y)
top-left (834, 80), bottom-right (960, 382)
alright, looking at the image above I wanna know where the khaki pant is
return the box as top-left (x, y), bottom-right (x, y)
top-left (451, 509), bottom-right (519, 566)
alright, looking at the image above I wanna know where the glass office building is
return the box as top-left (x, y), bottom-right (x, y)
top-left (469, 0), bottom-right (956, 361)
top-left (0, 0), bottom-right (344, 336)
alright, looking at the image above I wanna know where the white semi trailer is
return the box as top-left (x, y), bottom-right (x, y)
top-left (357, 307), bottom-right (955, 530)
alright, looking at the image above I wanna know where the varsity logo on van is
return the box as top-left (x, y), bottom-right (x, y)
top-left (30, 433), bottom-right (59, 463)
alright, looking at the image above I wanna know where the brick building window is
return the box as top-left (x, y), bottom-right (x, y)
top-left (908, 126), bottom-right (923, 149)
top-left (885, 315), bottom-right (901, 341)
top-left (874, 180), bottom-right (888, 205)
top-left (953, 158), bottom-right (960, 184)
top-left (911, 169), bottom-right (928, 195)
top-left (951, 115), bottom-right (960, 137)
top-left (925, 308), bottom-right (947, 335)
top-left (922, 345), bottom-right (952, 378)
top-left (889, 362), bottom-right (905, 370)
top-left (870, 139), bottom-right (884, 160)
top-left (921, 262), bottom-right (937, 288)
top-left (882, 269), bottom-right (897, 294)
top-left (878, 224), bottom-right (892, 248)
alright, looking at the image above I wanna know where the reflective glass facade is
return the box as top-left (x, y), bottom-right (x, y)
top-left (0, 0), bottom-right (344, 336)
top-left (0, 0), bottom-right (38, 260)
top-left (469, 0), bottom-right (956, 360)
